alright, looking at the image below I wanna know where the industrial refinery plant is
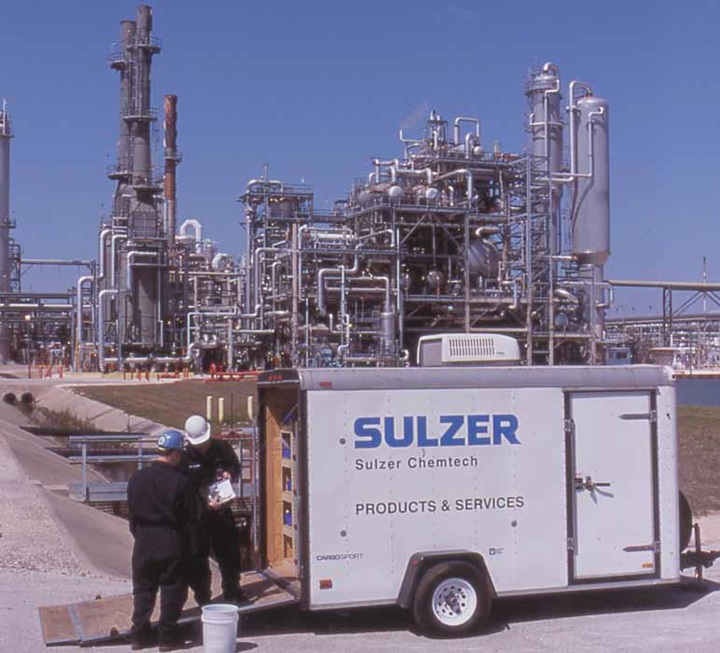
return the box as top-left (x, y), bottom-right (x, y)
top-left (235, 67), bottom-right (610, 369)
top-left (0, 5), bottom-right (616, 373)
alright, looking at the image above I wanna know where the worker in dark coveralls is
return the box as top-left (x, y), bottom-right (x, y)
top-left (127, 429), bottom-right (202, 652)
top-left (181, 414), bottom-right (246, 605)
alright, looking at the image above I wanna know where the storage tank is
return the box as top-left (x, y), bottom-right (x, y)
top-left (572, 94), bottom-right (609, 265)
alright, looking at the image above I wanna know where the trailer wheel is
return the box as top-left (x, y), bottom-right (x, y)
top-left (412, 561), bottom-right (491, 636)
top-left (679, 491), bottom-right (693, 551)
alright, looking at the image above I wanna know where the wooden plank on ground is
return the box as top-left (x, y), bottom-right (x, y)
top-left (38, 604), bottom-right (80, 646)
top-left (39, 570), bottom-right (296, 646)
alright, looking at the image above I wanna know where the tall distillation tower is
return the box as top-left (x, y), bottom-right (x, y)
top-left (0, 105), bottom-right (12, 363)
top-left (102, 4), bottom-right (164, 360)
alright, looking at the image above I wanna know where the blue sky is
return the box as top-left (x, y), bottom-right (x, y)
top-left (2, 0), bottom-right (719, 315)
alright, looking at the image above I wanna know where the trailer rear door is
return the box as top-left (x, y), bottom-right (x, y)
top-left (567, 390), bottom-right (658, 582)
top-left (259, 383), bottom-right (302, 591)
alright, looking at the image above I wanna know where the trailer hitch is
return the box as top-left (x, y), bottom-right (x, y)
top-left (680, 523), bottom-right (720, 581)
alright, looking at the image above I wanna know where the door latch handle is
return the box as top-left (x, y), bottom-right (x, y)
top-left (575, 475), bottom-right (611, 491)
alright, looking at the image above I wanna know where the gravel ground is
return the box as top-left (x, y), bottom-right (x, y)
top-left (0, 429), bottom-right (90, 576)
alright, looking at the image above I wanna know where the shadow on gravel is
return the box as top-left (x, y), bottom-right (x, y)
top-left (491, 577), bottom-right (720, 630)
top-left (228, 578), bottom-right (720, 640)
top-left (240, 604), bottom-right (411, 637)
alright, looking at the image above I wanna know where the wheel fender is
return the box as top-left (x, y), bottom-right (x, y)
top-left (397, 551), bottom-right (495, 609)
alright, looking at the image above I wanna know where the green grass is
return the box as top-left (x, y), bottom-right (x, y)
top-left (678, 405), bottom-right (720, 515)
top-left (73, 379), bottom-right (257, 433)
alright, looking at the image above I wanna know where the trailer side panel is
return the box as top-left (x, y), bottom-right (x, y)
top-left (305, 386), bottom-right (568, 606)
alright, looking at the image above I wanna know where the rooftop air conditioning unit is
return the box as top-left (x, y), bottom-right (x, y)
top-left (417, 333), bottom-right (521, 367)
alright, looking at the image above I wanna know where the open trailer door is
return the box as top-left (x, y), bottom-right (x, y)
top-left (258, 370), bottom-right (303, 594)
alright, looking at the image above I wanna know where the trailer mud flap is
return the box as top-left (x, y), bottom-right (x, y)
top-left (566, 390), bottom-right (659, 582)
top-left (38, 570), bottom-right (297, 646)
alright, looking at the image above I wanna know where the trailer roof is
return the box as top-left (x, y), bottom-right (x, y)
top-left (257, 365), bottom-right (675, 392)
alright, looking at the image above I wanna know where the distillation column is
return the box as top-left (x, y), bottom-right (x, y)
top-left (109, 5), bottom-right (163, 350)
top-left (0, 107), bottom-right (11, 362)
top-left (572, 89), bottom-right (610, 362)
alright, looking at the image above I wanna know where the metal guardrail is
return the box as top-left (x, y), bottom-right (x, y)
top-left (68, 434), bottom-right (153, 501)
top-left (66, 430), bottom-right (256, 506)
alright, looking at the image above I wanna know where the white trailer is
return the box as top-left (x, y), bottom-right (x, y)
top-left (255, 359), bottom-right (686, 635)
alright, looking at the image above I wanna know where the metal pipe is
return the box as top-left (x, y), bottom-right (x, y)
top-left (185, 309), bottom-right (239, 349)
top-left (453, 116), bottom-right (481, 148)
top-left (568, 80), bottom-right (592, 179)
top-left (98, 228), bottom-right (112, 281)
top-left (126, 250), bottom-right (158, 288)
top-left (178, 218), bottom-right (203, 244)
top-left (234, 329), bottom-right (276, 335)
top-left (253, 246), bottom-right (287, 308)
top-left (1, 303), bottom-right (74, 310)
top-left (163, 94), bottom-right (178, 245)
top-left (434, 168), bottom-right (474, 201)
top-left (97, 289), bottom-right (118, 372)
top-left (391, 166), bottom-right (433, 185)
top-left (111, 233), bottom-right (127, 283)
top-left (21, 258), bottom-right (95, 267)
top-left (76, 276), bottom-right (94, 352)
top-left (317, 257), bottom-right (360, 316)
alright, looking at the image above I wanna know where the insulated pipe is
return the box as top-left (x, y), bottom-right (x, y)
top-left (212, 252), bottom-right (230, 270)
top-left (97, 228), bottom-right (112, 282)
top-left (179, 218), bottom-right (203, 244)
top-left (2, 303), bottom-right (73, 310)
top-left (234, 329), bottom-right (276, 335)
top-left (76, 276), bottom-right (94, 351)
top-left (465, 133), bottom-right (477, 157)
top-left (453, 117), bottom-right (481, 148)
top-left (434, 169), bottom-right (474, 201)
top-left (371, 158), bottom-right (400, 183)
top-left (317, 257), bottom-right (360, 316)
top-left (245, 178), bottom-right (284, 193)
top-left (110, 233), bottom-right (127, 283)
top-left (185, 309), bottom-right (239, 350)
top-left (126, 250), bottom-right (158, 288)
top-left (397, 130), bottom-right (424, 159)
top-left (253, 246), bottom-right (288, 308)
top-left (181, 342), bottom-right (197, 364)
top-left (227, 318), bottom-right (233, 370)
top-left (97, 289), bottom-right (118, 372)
top-left (567, 80), bottom-right (593, 180)
top-left (391, 166), bottom-right (433, 185)
top-left (239, 304), bottom-right (262, 319)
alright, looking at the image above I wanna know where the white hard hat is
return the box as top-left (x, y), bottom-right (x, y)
top-left (185, 414), bottom-right (211, 445)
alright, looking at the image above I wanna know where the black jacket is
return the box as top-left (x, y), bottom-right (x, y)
top-left (127, 460), bottom-right (203, 557)
top-left (181, 439), bottom-right (241, 492)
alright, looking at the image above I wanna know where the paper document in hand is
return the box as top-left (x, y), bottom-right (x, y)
top-left (208, 478), bottom-right (236, 503)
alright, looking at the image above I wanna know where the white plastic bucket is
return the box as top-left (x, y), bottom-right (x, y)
top-left (201, 603), bottom-right (239, 653)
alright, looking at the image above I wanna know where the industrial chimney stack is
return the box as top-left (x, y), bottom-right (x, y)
top-left (0, 105), bottom-right (12, 362)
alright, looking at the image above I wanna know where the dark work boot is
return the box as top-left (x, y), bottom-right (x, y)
top-left (130, 633), bottom-right (155, 650)
top-left (158, 634), bottom-right (187, 652)
top-left (222, 587), bottom-right (249, 604)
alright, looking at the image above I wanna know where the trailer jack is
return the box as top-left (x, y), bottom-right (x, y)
top-left (680, 523), bottom-right (720, 583)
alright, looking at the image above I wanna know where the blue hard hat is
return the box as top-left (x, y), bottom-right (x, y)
top-left (157, 428), bottom-right (185, 452)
